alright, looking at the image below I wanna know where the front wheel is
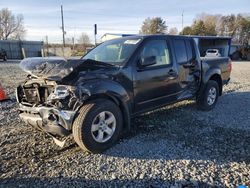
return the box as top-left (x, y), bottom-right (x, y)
top-left (196, 80), bottom-right (219, 111)
top-left (72, 99), bottom-right (123, 153)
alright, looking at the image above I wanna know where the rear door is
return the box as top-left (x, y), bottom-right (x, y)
top-left (172, 38), bottom-right (200, 99)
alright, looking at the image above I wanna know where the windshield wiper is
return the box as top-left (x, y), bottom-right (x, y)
top-left (83, 59), bottom-right (118, 67)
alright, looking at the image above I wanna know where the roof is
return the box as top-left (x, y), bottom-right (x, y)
top-left (187, 35), bottom-right (232, 40)
top-left (101, 34), bottom-right (232, 42)
top-left (102, 33), bottom-right (136, 37)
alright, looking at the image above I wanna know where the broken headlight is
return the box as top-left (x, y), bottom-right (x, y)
top-left (47, 85), bottom-right (75, 101)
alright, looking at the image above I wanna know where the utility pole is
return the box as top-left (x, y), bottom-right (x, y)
top-left (94, 24), bottom-right (97, 46)
top-left (72, 37), bottom-right (75, 53)
top-left (45, 35), bottom-right (49, 56)
top-left (61, 5), bottom-right (65, 47)
top-left (182, 10), bottom-right (184, 33)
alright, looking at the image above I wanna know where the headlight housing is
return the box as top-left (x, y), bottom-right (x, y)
top-left (48, 85), bottom-right (75, 101)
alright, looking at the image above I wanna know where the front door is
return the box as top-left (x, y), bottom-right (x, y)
top-left (133, 38), bottom-right (179, 113)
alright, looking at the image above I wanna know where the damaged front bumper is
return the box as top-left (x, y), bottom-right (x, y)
top-left (18, 104), bottom-right (76, 136)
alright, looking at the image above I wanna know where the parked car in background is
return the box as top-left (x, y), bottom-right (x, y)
top-left (0, 48), bottom-right (7, 61)
top-left (16, 35), bottom-right (232, 153)
top-left (205, 49), bottom-right (221, 57)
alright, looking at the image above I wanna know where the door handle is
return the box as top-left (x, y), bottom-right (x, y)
top-left (168, 69), bottom-right (177, 76)
top-left (167, 69), bottom-right (177, 80)
top-left (183, 63), bottom-right (195, 68)
top-left (182, 61), bottom-right (196, 68)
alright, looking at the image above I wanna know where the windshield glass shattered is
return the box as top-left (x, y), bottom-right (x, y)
top-left (19, 57), bottom-right (78, 80)
top-left (82, 37), bottom-right (142, 65)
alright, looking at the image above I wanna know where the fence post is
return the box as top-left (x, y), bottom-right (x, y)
top-left (21, 48), bottom-right (26, 59)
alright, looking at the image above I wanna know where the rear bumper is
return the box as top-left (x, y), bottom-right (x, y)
top-left (18, 104), bottom-right (76, 136)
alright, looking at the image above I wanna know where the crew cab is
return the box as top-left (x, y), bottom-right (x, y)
top-left (16, 35), bottom-right (232, 153)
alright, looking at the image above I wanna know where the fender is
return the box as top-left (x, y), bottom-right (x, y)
top-left (203, 67), bottom-right (221, 84)
top-left (76, 79), bottom-right (132, 132)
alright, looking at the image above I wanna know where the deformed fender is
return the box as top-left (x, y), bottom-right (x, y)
top-left (76, 79), bottom-right (132, 132)
top-left (198, 67), bottom-right (223, 96)
top-left (203, 67), bottom-right (221, 84)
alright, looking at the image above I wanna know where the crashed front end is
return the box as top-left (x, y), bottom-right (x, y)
top-left (16, 82), bottom-right (81, 137)
top-left (16, 57), bottom-right (84, 138)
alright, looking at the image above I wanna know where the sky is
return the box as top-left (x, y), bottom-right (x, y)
top-left (0, 0), bottom-right (249, 43)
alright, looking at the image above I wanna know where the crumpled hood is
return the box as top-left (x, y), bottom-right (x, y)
top-left (19, 57), bottom-right (117, 81)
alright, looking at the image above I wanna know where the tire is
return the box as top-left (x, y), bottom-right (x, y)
top-left (3, 56), bottom-right (7, 61)
top-left (196, 80), bottom-right (219, 111)
top-left (72, 99), bottom-right (123, 153)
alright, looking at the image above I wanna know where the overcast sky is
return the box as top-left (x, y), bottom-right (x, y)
top-left (0, 0), bottom-right (249, 43)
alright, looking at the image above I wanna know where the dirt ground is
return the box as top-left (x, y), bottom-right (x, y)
top-left (0, 60), bottom-right (250, 187)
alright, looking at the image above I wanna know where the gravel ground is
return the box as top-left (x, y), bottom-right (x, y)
top-left (0, 61), bottom-right (249, 188)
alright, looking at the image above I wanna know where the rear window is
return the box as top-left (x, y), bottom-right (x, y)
top-left (173, 39), bottom-right (187, 63)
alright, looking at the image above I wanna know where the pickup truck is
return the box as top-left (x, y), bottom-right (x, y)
top-left (205, 49), bottom-right (221, 57)
top-left (16, 35), bottom-right (231, 153)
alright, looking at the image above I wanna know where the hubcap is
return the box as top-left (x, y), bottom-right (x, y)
top-left (91, 111), bottom-right (116, 143)
top-left (207, 87), bottom-right (217, 105)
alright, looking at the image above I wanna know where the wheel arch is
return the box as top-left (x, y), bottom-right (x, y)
top-left (76, 80), bottom-right (132, 133)
top-left (85, 93), bottom-right (131, 133)
top-left (203, 68), bottom-right (222, 96)
top-left (209, 74), bottom-right (223, 95)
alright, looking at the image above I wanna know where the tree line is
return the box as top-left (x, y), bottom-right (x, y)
top-left (140, 13), bottom-right (250, 44)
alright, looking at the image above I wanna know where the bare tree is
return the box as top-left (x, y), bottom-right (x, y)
top-left (140, 17), bottom-right (167, 34)
top-left (218, 14), bottom-right (250, 44)
top-left (77, 33), bottom-right (91, 45)
top-left (180, 13), bottom-right (221, 36)
top-left (168, 27), bottom-right (178, 35)
top-left (0, 8), bottom-right (25, 40)
top-left (65, 37), bottom-right (74, 45)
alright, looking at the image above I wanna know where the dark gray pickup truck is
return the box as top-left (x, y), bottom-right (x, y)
top-left (16, 35), bottom-right (232, 153)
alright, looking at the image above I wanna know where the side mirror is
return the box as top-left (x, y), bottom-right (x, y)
top-left (139, 56), bottom-right (157, 67)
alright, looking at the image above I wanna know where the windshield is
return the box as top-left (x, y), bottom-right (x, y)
top-left (82, 37), bottom-right (141, 65)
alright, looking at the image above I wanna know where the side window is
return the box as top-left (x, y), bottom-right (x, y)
top-left (173, 39), bottom-right (188, 63)
top-left (185, 39), bottom-right (194, 61)
top-left (141, 40), bottom-right (171, 66)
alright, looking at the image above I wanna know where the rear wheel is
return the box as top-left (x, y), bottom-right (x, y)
top-left (197, 80), bottom-right (219, 111)
top-left (72, 99), bottom-right (123, 153)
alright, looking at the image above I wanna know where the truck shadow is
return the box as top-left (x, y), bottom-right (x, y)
top-left (105, 91), bottom-right (250, 164)
top-left (0, 177), bottom-right (217, 188)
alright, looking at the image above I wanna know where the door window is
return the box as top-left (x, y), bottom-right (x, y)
top-left (141, 40), bottom-right (171, 66)
top-left (173, 39), bottom-right (188, 63)
top-left (185, 39), bottom-right (194, 61)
